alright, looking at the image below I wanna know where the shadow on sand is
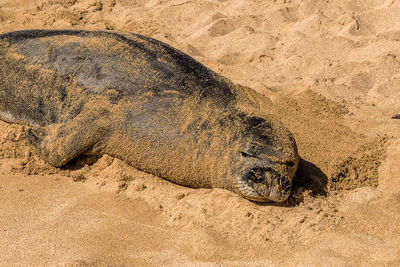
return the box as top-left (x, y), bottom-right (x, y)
top-left (255, 157), bottom-right (328, 207)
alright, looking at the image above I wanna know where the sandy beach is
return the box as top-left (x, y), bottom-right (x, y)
top-left (0, 0), bottom-right (400, 265)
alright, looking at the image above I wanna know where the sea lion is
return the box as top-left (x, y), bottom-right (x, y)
top-left (0, 30), bottom-right (299, 202)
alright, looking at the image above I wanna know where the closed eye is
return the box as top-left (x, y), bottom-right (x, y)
top-left (240, 151), bottom-right (252, 157)
top-left (239, 151), bottom-right (260, 159)
top-left (283, 161), bottom-right (295, 167)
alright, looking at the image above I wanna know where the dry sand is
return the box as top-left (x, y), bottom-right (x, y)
top-left (1, 0), bottom-right (400, 266)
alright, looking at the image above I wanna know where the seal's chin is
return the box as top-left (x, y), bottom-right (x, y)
top-left (235, 166), bottom-right (292, 202)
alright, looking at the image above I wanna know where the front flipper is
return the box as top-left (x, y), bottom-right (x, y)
top-left (26, 117), bottom-right (109, 167)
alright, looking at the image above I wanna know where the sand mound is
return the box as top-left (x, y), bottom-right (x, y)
top-left (1, 0), bottom-right (400, 265)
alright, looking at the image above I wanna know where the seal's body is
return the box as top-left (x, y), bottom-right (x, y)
top-left (0, 30), bottom-right (298, 202)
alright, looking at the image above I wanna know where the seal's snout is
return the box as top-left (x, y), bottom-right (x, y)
top-left (268, 174), bottom-right (292, 202)
top-left (236, 165), bottom-right (293, 203)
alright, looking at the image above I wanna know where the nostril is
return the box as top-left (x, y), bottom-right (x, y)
top-left (242, 167), bottom-right (274, 184)
top-left (280, 177), bottom-right (291, 190)
top-left (243, 169), bottom-right (261, 184)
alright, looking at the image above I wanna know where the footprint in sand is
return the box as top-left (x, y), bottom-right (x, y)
top-left (208, 18), bottom-right (237, 37)
top-left (337, 14), bottom-right (375, 41)
top-left (217, 52), bottom-right (241, 65)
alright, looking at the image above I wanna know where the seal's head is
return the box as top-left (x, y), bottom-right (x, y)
top-left (231, 115), bottom-right (299, 202)
top-left (235, 158), bottom-right (298, 202)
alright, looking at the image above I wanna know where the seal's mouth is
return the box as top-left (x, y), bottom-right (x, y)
top-left (235, 166), bottom-right (293, 202)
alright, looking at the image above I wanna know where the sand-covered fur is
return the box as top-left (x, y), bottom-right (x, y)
top-left (0, 30), bottom-right (298, 202)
